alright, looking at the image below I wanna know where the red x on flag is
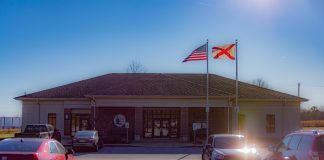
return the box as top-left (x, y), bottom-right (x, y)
top-left (212, 44), bottom-right (236, 60)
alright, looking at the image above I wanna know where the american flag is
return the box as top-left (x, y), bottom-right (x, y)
top-left (182, 43), bottom-right (207, 62)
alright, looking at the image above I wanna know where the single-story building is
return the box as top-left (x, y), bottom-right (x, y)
top-left (15, 73), bottom-right (307, 143)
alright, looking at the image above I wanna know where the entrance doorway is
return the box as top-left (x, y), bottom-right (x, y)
top-left (144, 109), bottom-right (180, 138)
top-left (71, 114), bottom-right (91, 136)
top-left (153, 119), bottom-right (170, 137)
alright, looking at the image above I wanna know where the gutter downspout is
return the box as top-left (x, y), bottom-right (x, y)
top-left (37, 99), bottom-right (40, 123)
top-left (90, 97), bottom-right (96, 130)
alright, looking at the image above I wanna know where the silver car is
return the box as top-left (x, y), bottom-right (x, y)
top-left (72, 130), bottom-right (103, 152)
top-left (202, 134), bottom-right (261, 160)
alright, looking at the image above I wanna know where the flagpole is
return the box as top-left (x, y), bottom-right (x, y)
top-left (206, 39), bottom-right (209, 142)
top-left (235, 39), bottom-right (239, 133)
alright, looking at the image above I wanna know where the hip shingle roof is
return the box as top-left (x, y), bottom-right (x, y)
top-left (15, 73), bottom-right (307, 101)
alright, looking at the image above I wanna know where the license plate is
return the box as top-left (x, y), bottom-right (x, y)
top-left (79, 140), bottom-right (86, 143)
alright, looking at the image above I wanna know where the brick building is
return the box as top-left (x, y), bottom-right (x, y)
top-left (15, 73), bottom-right (306, 143)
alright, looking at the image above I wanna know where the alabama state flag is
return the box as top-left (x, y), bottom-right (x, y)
top-left (212, 44), bottom-right (236, 60)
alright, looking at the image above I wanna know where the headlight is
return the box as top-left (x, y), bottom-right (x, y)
top-left (242, 147), bottom-right (257, 154)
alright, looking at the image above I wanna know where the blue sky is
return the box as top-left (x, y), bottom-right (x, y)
top-left (0, 0), bottom-right (323, 116)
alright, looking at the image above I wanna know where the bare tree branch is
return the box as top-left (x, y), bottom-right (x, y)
top-left (251, 78), bottom-right (269, 88)
top-left (126, 61), bottom-right (147, 73)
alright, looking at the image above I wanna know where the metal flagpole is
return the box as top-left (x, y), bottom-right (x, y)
top-left (206, 39), bottom-right (209, 141)
top-left (235, 39), bottom-right (239, 133)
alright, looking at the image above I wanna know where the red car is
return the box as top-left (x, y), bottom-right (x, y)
top-left (0, 138), bottom-right (76, 160)
top-left (265, 130), bottom-right (324, 160)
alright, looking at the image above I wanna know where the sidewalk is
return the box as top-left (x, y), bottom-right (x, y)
top-left (61, 137), bottom-right (202, 148)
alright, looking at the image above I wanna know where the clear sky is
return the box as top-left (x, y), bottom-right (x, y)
top-left (0, 0), bottom-right (323, 116)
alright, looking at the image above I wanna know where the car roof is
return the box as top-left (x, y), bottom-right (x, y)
top-left (26, 124), bottom-right (52, 126)
top-left (76, 130), bottom-right (97, 132)
top-left (1, 138), bottom-right (53, 143)
top-left (289, 130), bottom-right (324, 136)
top-left (209, 134), bottom-right (244, 138)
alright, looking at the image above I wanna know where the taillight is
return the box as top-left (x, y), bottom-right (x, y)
top-left (33, 153), bottom-right (39, 160)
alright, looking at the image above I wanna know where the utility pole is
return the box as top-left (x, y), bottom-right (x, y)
top-left (298, 82), bottom-right (300, 97)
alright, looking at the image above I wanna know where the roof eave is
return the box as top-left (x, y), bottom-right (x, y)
top-left (14, 97), bottom-right (89, 101)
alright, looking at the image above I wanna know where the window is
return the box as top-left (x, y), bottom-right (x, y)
top-left (266, 114), bottom-right (275, 133)
top-left (298, 136), bottom-right (313, 151)
top-left (54, 142), bottom-right (66, 154)
top-left (49, 142), bottom-right (58, 154)
top-left (48, 113), bottom-right (56, 128)
top-left (288, 135), bottom-right (302, 150)
top-left (277, 135), bottom-right (292, 152)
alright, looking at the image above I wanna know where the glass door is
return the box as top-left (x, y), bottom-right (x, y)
top-left (153, 120), bottom-right (161, 137)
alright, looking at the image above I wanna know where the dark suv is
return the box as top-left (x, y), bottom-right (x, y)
top-left (265, 130), bottom-right (324, 160)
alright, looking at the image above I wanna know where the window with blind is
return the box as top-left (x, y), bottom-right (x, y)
top-left (266, 114), bottom-right (275, 133)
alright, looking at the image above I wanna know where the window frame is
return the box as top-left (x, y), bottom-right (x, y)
top-left (266, 114), bottom-right (275, 134)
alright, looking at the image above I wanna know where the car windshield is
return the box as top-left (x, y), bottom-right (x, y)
top-left (0, 141), bottom-right (42, 152)
top-left (75, 131), bottom-right (94, 138)
top-left (213, 136), bottom-right (245, 149)
top-left (24, 125), bottom-right (47, 133)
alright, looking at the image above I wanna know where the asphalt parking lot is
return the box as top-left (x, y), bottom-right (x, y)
top-left (74, 146), bottom-right (269, 160)
top-left (74, 146), bottom-right (202, 160)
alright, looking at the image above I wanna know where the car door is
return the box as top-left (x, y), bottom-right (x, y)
top-left (49, 141), bottom-right (65, 160)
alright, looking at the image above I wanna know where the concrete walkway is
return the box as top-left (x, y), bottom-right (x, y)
top-left (62, 137), bottom-right (202, 148)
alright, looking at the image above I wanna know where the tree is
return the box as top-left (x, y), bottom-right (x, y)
top-left (310, 106), bottom-right (319, 112)
top-left (126, 61), bottom-right (147, 73)
top-left (251, 78), bottom-right (268, 88)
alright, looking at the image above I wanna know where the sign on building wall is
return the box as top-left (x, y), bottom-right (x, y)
top-left (113, 114), bottom-right (126, 128)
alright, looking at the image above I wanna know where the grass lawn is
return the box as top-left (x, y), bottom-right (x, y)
top-left (0, 133), bottom-right (14, 139)
top-left (0, 129), bottom-right (20, 139)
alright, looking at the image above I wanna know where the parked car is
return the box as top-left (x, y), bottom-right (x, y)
top-left (72, 130), bottom-right (103, 152)
top-left (0, 138), bottom-right (75, 160)
top-left (265, 130), bottom-right (324, 160)
top-left (202, 134), bottom-right (261, 160)
top-left (15, 124), bottom-right (54, 139)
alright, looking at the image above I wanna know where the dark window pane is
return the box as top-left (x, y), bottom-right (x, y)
top-left (0, 141), bottom-right (41, 152)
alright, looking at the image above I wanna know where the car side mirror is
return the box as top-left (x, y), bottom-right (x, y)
top-left (268, 145), bottom-right (276, 152)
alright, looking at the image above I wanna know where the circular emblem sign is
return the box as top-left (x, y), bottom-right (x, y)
top-left (114, 114), bottom-right (126, 127)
